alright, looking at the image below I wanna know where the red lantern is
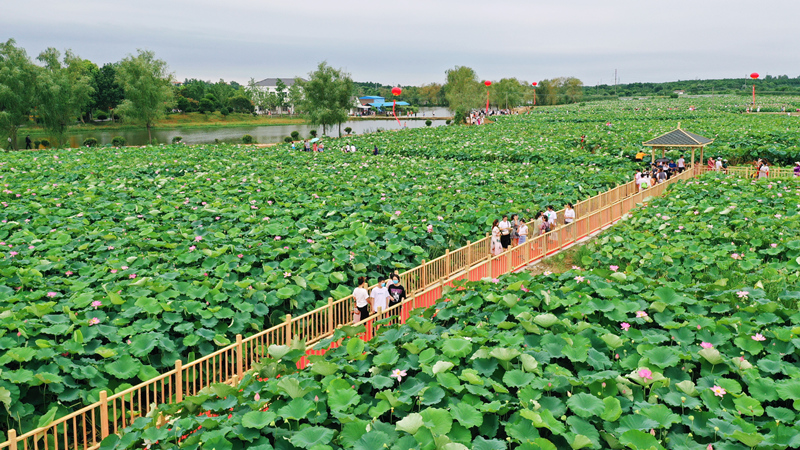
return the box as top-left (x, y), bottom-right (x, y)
top-left (391, 87), bottom-right (402, 96)
top-left (531, 82), bottom-right (537, 86)
top-left (484, 80), bottom-right (492, 87)
top-left (750, 73), bottom-right (759, 79)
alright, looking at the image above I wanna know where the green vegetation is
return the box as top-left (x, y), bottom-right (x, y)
top-left (299, 62), bottom-right (354, 136)
top-left (101, 173), bottom-right (800, 449)
top-left (115, 50), bottom-right (174, 144)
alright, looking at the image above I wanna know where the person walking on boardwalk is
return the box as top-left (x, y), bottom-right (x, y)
top-left (794, 162), bottom-right (800, 177)
top-left (25, 135), bottom-right (32, 149)
top-left (370, 279), bottom-right (391, 314)
top-left (388, 273), bottom-right (406, 308)
top-left (517, 219), bottom-right (528, 245)
top-left (352, 276), bottom-right (371, 323)
top-left (564, 203), bottom-right (575, 225)
top-left (490, 219), bottom-right (503, 256)
top-left (498, 215), bottom-right (512, 251)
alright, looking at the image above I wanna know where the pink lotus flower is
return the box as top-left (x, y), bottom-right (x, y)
top-left (254, 393), bottom-right (260, 401)
top-left (636, 311), bottom-right (648, 318)
top-left (9, 251), bottom-right (18, 256)
top-left (108, 246), bottom-right (114, 250)
top-left (121, 266), bottom-right (128, 270)
top-left (574, 276), bottom-right (585, 283)
top-left (710, 385), bottom-right (726, 397)
top-left (194, 236), bottom-right (202, 242)
top-left (65, 271), bottom-right (73, 276)
top-left (88, 317), bottom-right (100, 326)
top-left (572, 265), bottom-right (582, 270)
top-left (621, 322), bottom-right (631, 331)
top-left (92, 300), bottom-right (102, 309)
top-left (307, 239), bottom-right (314, 244)
top-left (520, 285), bottom-right (530, 293)
top-left (129, 274), bottom-right (137, 279)
top-left (395, 211), bottom-right (401, 215)
top-left (390, 368), bottom-right (408, 382)
top-left (28, 245), bottom-right (34, 250)
top-left (638, 368), bottom-right (653, 380)
top-left (274, 236), bottom-right (281, 241)
top-left (609, 265), bottom-right (619, 272)
top-left (237, 254), bottom-right (243, 258)
top-left (752, 333), bottom-right (766, 341)
top-left (490, 278), bottom-right (500, 283)
top-left (188, 246), bottom-right (196, 251)
top-left (700, 342), bottom-right (713, 349)
top-left (737, 291), bottom-right (749, 298)
top-left (731, 253), bottom-right (741, 260)
top-left (284, 272), bottom-right (291, 278)
top-left (46, 292), bottom-right (57, 298)
top-left (770, 243), bottom-right (778, 248)
top-left (111, 269), bottom-right (118, 274)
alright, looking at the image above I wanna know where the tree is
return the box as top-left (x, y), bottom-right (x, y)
top-left (491, 78), bottom-right (526, 109)
top-left (91, 63), bottom-right (124, 116)
top-left (245, 78), bottom-right (268, 113)
top-left (35, 48), bottom-right (94, 147)
top-left (287, 81), bottom-right (303, 115)
top-left (274, 78), bottom-right (287, 115)
top-left (562, 77), bottom-right (583, 103)
top-left (208, 79), bottom-right (234, 109)
top-left (0, 39), bottom-right (38, 151)
top-left (116, 50), bottom-right (173, 144)
top-left (229, 95), bottom-right (254, 113)
top-left (418, 83), bottom-right (444, 105)
top-left (443, 66), bottom-right (481, 123)
top-left (299, 62), bottom-right (353, 136)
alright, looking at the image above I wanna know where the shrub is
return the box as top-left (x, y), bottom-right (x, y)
top-left (111, 136), bottom-right (125, 147)
top-left (284, 136), bottom-right (292, 143)
top-left (290, 131), bottom-right (300, 140)
top-left (344, 127), bottom-right (352, 135)
top-left (220, 107), bottom-right (230, 116)
top-left (171, 136), bottom-right (183, 144)
top-left (242, 134), bottom-right (254, 144)
top-left (96, 113), bottom-right (108, 121)
top-left (40, 139), bottom-right (50, 148)
top-left (670, 93), bottom-right (679, 99)
top-left (83, 137), bottom-right (98, 147)
top-left (309, 130), bottom-right (317, 138)
top-left (33, 140), bottom-right (40, 149)
top-left (445, 119), bottom-right (451, 125)
top-left (425, 119), bottom-right (432, 126)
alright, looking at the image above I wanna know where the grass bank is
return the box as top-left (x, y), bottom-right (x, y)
top-left (22, 112), bottom-right (308, 135)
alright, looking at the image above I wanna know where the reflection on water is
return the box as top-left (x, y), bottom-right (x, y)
top-left (26, 107), bottom-right (452, 148)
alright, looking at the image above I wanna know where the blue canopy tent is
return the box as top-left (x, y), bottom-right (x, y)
top-left (368, 101), bottom-right (410, 111)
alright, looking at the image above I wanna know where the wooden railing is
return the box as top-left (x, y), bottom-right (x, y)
top-left (8, 163), bottom-right (791, 450)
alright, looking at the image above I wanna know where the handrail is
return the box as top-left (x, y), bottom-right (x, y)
top-left (5, 163), bottom-right (792, 449)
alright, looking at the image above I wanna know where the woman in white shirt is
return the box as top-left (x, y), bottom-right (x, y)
top-left (352, 276), bottom-right (371, 323)
top-left (759, 163), bottom-right (769, 178)
top-left (490, 219), bottom-right (503, 256)
top-left (370, 280), bottom-right (391, 313)
top-left (517, 220), bottom-right (529, 245)
top-left (564, 203), bottom-right (575, 225)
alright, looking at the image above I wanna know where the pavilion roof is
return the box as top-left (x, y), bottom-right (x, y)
top-left (643, 127), bottom-right (714, 147)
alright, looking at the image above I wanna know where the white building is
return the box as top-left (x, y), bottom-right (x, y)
top-left (254, 77), bottom-right (306, 94)
top-left (253, 77), bottom-right (306, 114)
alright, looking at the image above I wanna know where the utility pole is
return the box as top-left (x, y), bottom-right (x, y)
top-left (614, 69), bottom-right (618, 98)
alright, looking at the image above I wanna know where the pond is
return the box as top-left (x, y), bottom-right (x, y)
top-left (18, 107), bottom-right (453, 148)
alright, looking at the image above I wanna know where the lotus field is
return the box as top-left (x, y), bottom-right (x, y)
top-left (320, 96), bottom-right (800, 166)
top-left (0, 130), bottom-right (635, 435)
top-left (2, 95), bottom-right (800, 444)
top-left (99, 172), bottom-right (800, 450)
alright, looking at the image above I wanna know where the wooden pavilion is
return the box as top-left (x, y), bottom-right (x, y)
top-left (642, 123), bottom-right (714, 168)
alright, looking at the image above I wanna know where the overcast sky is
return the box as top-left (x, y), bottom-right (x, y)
top-left (3, 0), bottom-right (798, 86)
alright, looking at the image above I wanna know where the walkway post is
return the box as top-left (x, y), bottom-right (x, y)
top-left (236, 334), bottom-right (243, 382)
top-left (175, 360), bottom-right (183, 402)
top-left (285, 315), bottom-right (292, 345)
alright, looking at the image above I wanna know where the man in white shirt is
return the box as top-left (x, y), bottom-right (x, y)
top-left (498, 215), bottom-right (512, 250)
top-left (677, 155), bottom-right (685, 172)
top-left (715, 159), bottom-right (723, 172)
